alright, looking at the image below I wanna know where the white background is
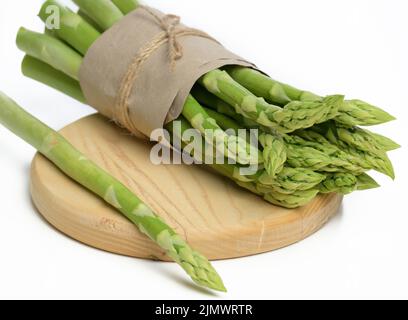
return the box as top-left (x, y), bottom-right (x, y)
top-left (0, 0), bottom-right (407, 300)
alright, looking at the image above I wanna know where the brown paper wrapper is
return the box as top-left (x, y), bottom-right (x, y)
top-left (79, 6), bottom-right (256, 138)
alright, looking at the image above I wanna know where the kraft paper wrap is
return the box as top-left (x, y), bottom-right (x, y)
top-left (79, 6), bottom-right (257, 138)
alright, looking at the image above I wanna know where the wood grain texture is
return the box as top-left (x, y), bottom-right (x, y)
top-left (30, 114), bottom-right (343, 261)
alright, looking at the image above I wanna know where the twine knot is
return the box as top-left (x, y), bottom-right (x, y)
top-left (144, 7), bottom-right (184, 66)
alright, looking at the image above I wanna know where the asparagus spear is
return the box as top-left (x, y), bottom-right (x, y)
top-left (319, 173), bottom-right (358, 195)
top-left (72, 0), bottom-right (124, 31)
top-left (204, 107), bottom-right (242, 134)
top-left (263, 189), bottom-right (320, 209)
top-left (22, 55), bottom-right (86, 103)
top-left (226, 66), bottom-right (396, 127)
top-left (182, 95), bottom-right (262, 165)
top-left (317, 122), bottom-right (395, 179)
top-left (332, 124), bottom-right (395, 157)
top-left (111, 0), bottom-right (140, 15)
top-left (16, 28), bottom-right (82, 80)
top-left (283, 134), bottom-right (367, 174)
top-left (0, 92), bottom-right (226, 292)
top-left (199, 69), bottom-right (344, 133)
top-left (193, 85), bottom-right (267, 136)
top-left (21, 53), bottom-right (383, 188)
top-left (258, 133), bottom-right (287, 177)
top-left (356, 173), bottom-right (380, 191)
top-left (202, 102), bottom-right (288, 178)
top-left (77, 10), bottom-right (104, 32)
top-left (258, 167), bottom-right (325, 194)
top-left (294, 129), bottom-right (378, 172)
top-left (192, 85), bottom-right (240, 120)
top-left (38, 0), bottom-right (100, 55)
top-left (370, 132), bottom-right (401, 152)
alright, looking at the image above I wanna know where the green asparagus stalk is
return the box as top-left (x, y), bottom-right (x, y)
top-left (284, 141), bottom-right (365, 174)
top-left (317, 122), bottom-right (395, 179)
top-left (332, 124), bottom-right (395, 157)
top-left (258, 133), bottom-right (287, 177)
top-left (263, 189), bottom-right (320, 209)
top-left (204, 108), bottom-right (242, 134)
top-left (356, 173), bottom-right (380, 191)
top-left (193, 85), bottom-right (267, 133)
top-left (293, 129), bottom-right (395, 177)
top-left (258, 167), bottom-right (325, 194)
top-left (283, 134), bottom-right (367, 174)
top-left (111, 0), bottom-right (140, 15)
top-left (336, 100), bottom-right (396, 127)
top-left (201, 102), bottom-right (287, 177)
top-left (203, 106), bottom-right (288, 177)
top-left (39, 0), bottom-right (100, 56)
top-left (199, 69), bottom-right (344, 133)
top-left (319, 173), bottom-right (358, 195)
top-left (223, 67), bottom-right (294, 105)
top-left (72, 0), bottom-right (124, 31)
top-left (182, 95), bottom-right (262, 165)
top-left (192, 85), bottom-right (240, 120)
top-left (340, 143), bottom-right (395, 179)
top-left (226, 66), bottom-right (396, 127)
top-left (44, 26), bottom-right (56, 37)
top-left (22, 55), bottom-right (86, 103)
top-left (77, 10), bottom-right (104, 32)
top-left (0, 92), bottom-right (226, 292)
top-left (370, 132), bottom-right (401, 152)
top-left (16, 28), bottom-right (82, 80)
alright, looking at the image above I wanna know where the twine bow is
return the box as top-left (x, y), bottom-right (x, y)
top-left (152, 11), bottom-right (184, 65)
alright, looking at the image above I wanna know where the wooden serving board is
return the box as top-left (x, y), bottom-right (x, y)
top-left (30, 114), bottom-right (342, 261)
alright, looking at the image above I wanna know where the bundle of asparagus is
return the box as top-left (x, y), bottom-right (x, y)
top-left (16, 0), bottom-right (399, 209)
top-left (0, 92), bottom-right (226, 292)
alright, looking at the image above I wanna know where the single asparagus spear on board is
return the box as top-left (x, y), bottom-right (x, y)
top-left (0, 92), bottom-right (226, 293)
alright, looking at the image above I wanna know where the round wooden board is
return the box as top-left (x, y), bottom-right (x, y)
top-left (30, 114), bottom-right (343, 261)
